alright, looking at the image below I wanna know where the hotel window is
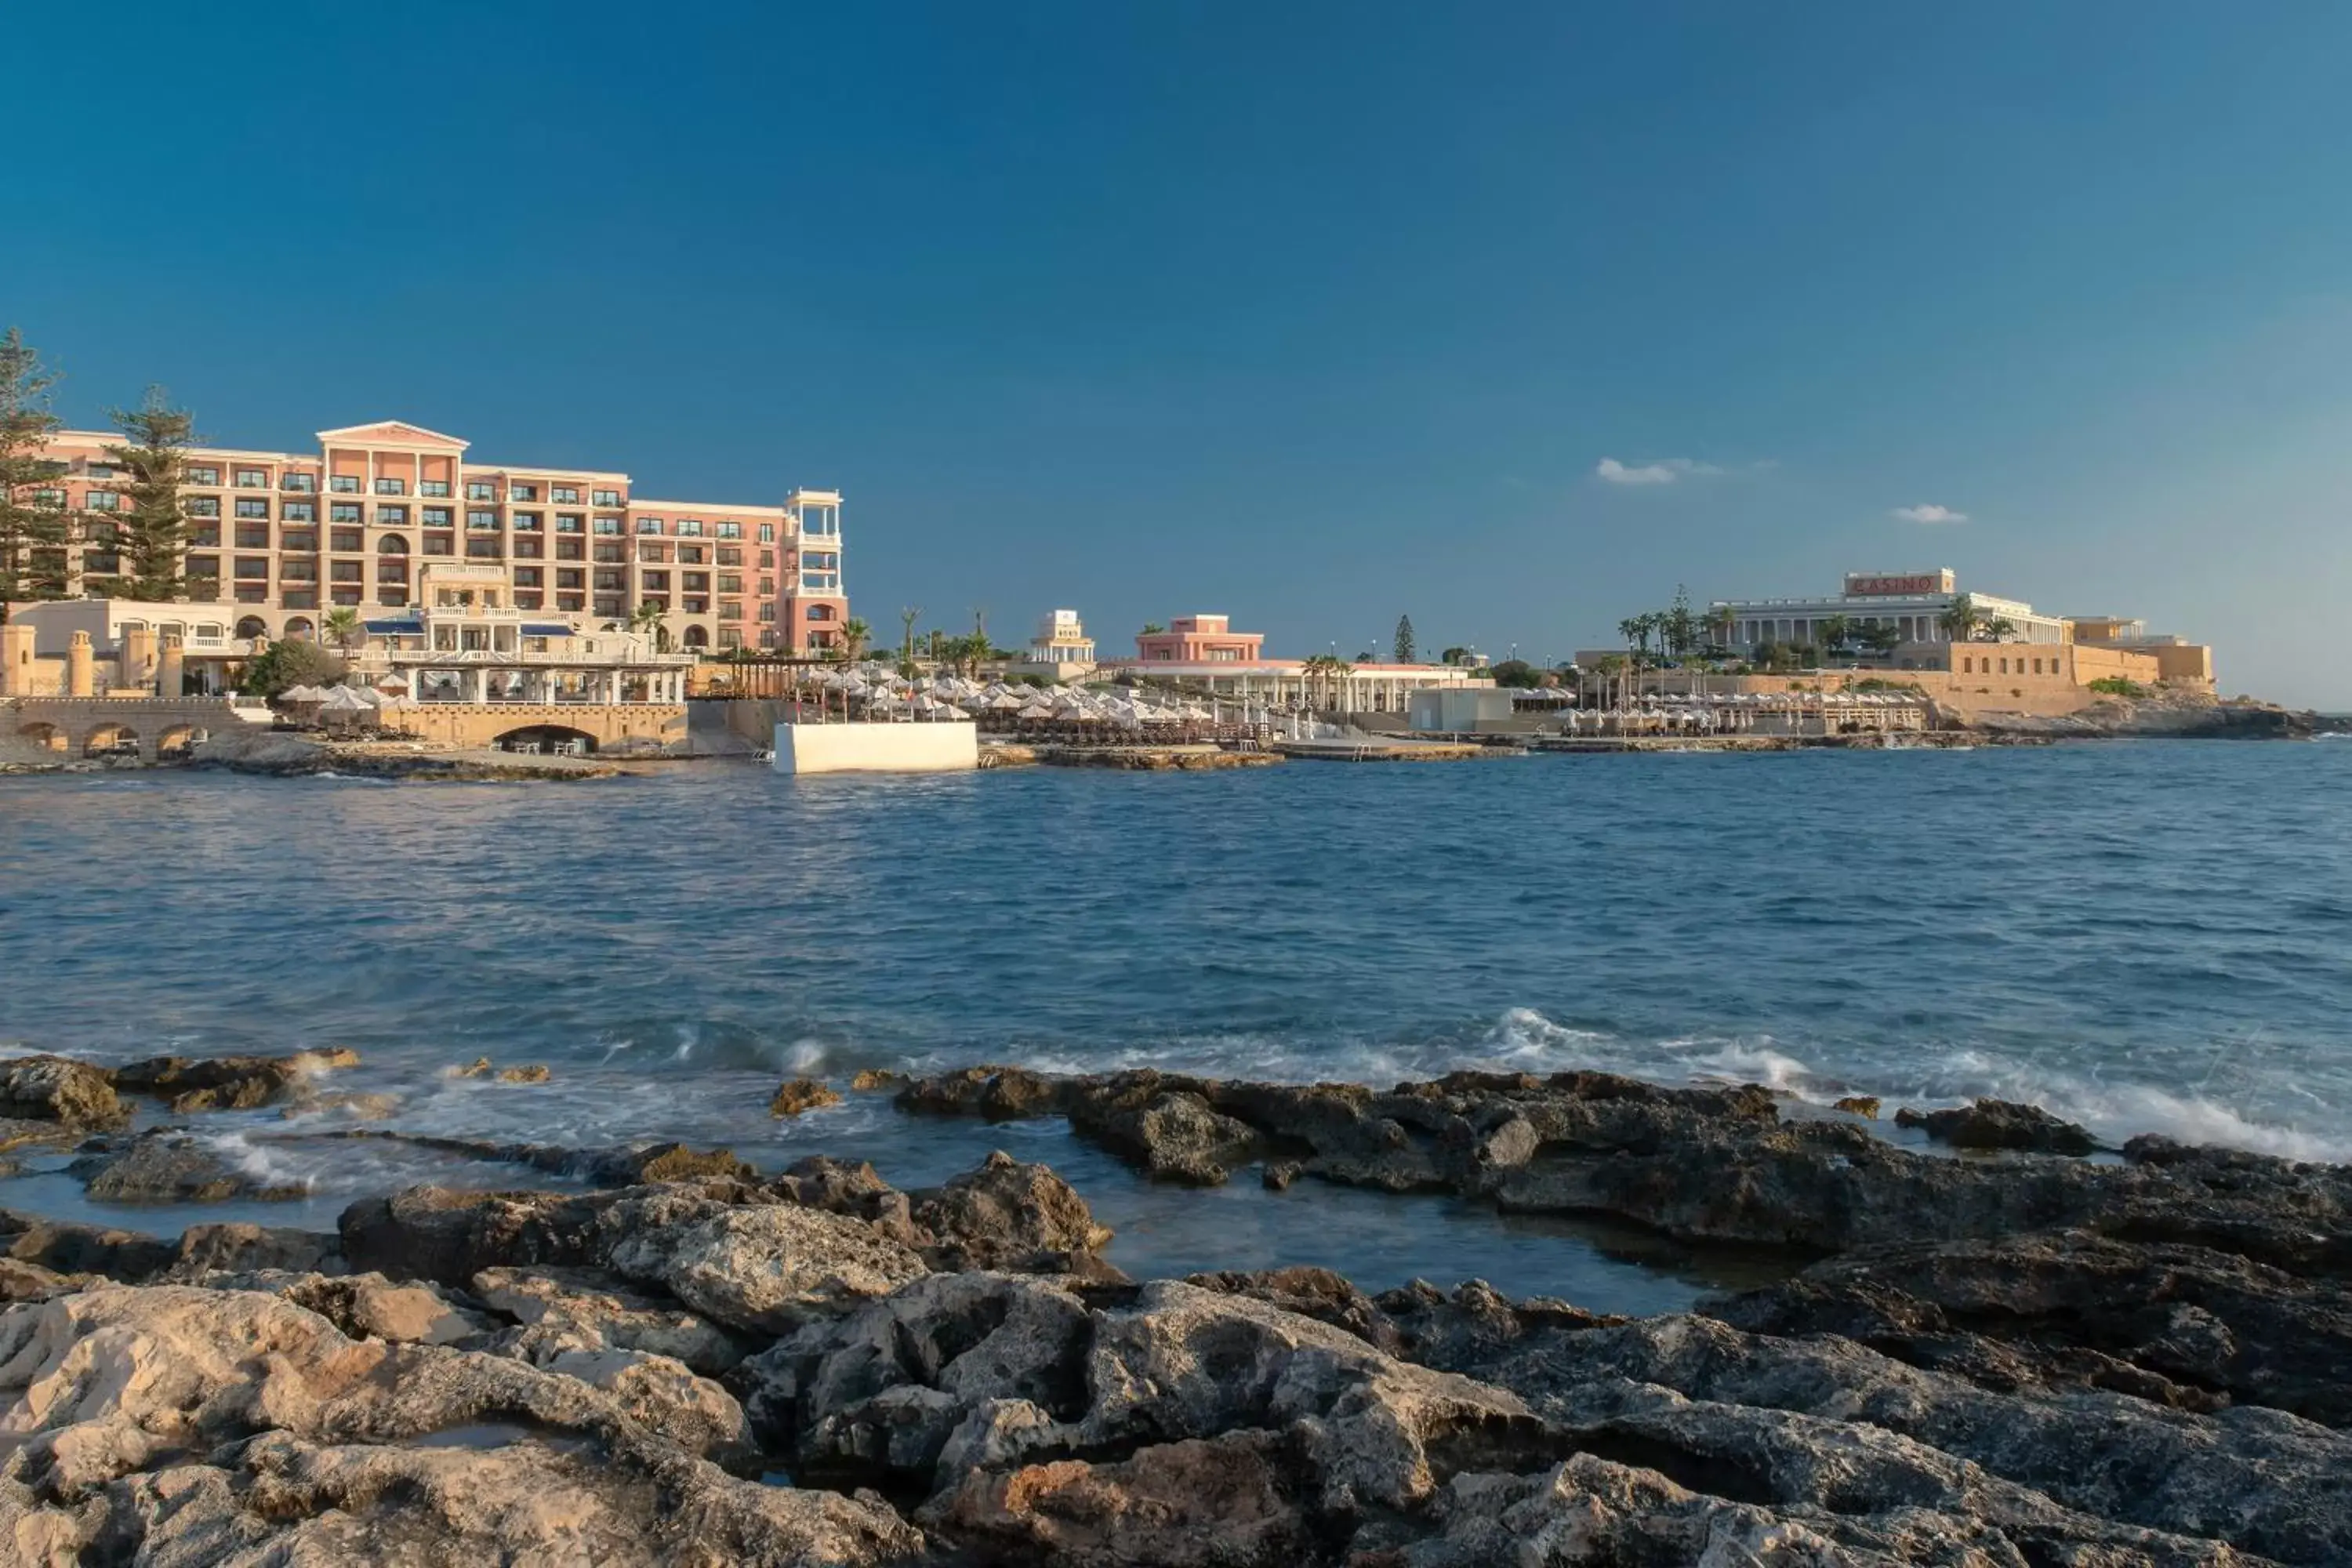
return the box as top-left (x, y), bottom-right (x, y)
top-left (757, 604), bottom-right (776, 622)
top-left (675, 518), bottom-right (702, 537)
top-left (716, 546), bottom-right (742, 566)
top-left (330, 528), bottom-right (363, 553)
top-left (514, 567), bottom-right (543, 587)
top-left (185, 466), bottom-right (220, 486)
top-left (683, 572), bottom-right (709, 591)
top-left (801, 572), bottom-right (839, 592)
top-left (234, 467), bottom-right (270, 488)
top-left (757, 577), bottom-right (774, 597)
top-left (556, 538), bottom-right (583, 560)
top-left (682, 596), bottom-right (708, 614)
top-left (281, 532), bottom-right (316, 554)
top-left (468, 510), bottom-right (500, 531)
top-left (677, 544), bottom-right (705, 564)
top-left (637, 541), bottom-right (670, 563)
top-left (635, 517), bottom-right (663, 534)
top-left (85, 491), bottom-right (119, 511)
top-left (512, 537), bottom-right (543, 558)
top-left (757, 523), bottom-right (775, 543)
top-left (423, 535), bottom-right (453, 557)
top-left (84, 463), bottom-right (118, 478)
top-left (378, 505), bottom-right (409, 527)
top-left (717, 573), bottom-right (742, 593)
top-left (592, 488), bottom-right (621, 506)
top-left (281, 560), bottom-right (318, 583)
top-left (185, 554), bottom-right (220, 581)
top-left (593, 570), bottom-right (624, 591)
top-left (466, 538), bottom-right (502, 560)
top-left (186, 496), bottom-right (220, 518)
top-left (234, 498), bottom-right (270, 519)
top-left (511, 511), bottom-right (541, 532)
top-left (551, 485), bottom-right (580, 503)
top-left (804, 551), bottom-right (838, 572)
top-left (32, 487), bottom-right (64, 508)
top-left (554, 513), bottom-right (583, 533)
top-left (717, 521), bottom-right (741, 539)
top-left (584, 515), bottom-right (614, 535)
top-left (510, 482), bottom-right (538, 502)
top-left (187, 524), bottom-right (220, 548)
top-left (718, 601), bottom-right (742, 621)
top-left (371, 477), bottom-right (405, 496)
top-left (466, 481), bottom-right (495, 501)
top-left (641, 571), bottom-right (670, 592)
top-left (330, 503), bottom-right (362, 523)
top-left (234, 556), bottom-right (270, 579)
top-left (330, 474), bottom-right (361, 493)
top-left (759, 629), bottom-right (776, 648)
top-left (283, 500), bottom-right (317, 523)
top-left (282, 472), bottom-right (317, 493)
top-left (593, 543), bottom-right (623, 564)
top-left (718, 627), bottom-right (742, 648)
top-left (757, 550), bottom-right (774, 568)
top-left (419, 480), bottom-right (451, 497)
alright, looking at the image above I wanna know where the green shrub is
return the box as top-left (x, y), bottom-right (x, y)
top-left (2087, 675), bottom-right (2150, 699)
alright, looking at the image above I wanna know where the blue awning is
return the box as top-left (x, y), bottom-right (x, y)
top-left (521, 622), bottom-right (573, 636)
top-left (363, 618), bottom-right (423, 633)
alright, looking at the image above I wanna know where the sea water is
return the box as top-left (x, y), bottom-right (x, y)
top-left (3, 740), bottom-right (2347, 1307)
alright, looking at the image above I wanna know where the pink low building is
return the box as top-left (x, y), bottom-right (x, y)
top-left (1134, 614), bottom-right (1264, 662)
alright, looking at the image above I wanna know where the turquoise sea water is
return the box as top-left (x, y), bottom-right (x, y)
top-left (3, 741), bottom-right (2348, 1306)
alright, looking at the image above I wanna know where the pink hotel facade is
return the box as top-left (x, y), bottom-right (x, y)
top-left (27, 420), bottom-right (848, 655)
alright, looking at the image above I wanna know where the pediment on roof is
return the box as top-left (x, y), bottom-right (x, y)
top-left (314, 421), bottom-right (470, 449)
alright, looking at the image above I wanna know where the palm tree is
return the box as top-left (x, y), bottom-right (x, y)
top-left (1818, 615), bottom-right (1853, 662)
top-left (1708, 604), bottom-right (1737, 653)
top-left (1979, 616), bottom-right (2016, 642)
top-left (898, 606), bottom-right (922, 675)
top-left (630, 601), bottom-right (670, 653)
top-left (1936, 593), bottom-right (1980, 643)
top-left (322, 606), bottom-right (362, 652)
top-left (840, 617), bottom-right (871, 662)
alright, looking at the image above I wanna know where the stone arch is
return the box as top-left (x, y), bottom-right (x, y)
top-left (83, 723), bottom-right (140, 758)
top-left (284, 616), bottom-right (316, 641)
top-left (806, 604), bottom-right (836, 622)
top-left (156, 724), bottom-right (207, 760)
top-left (16, 721), bottom-right (67, 753)
top-left (681, 625), bottom-right (710, 649)
top-left (234, 616), bottom-right (269, 640)
top-left (378, 535), bottom-right (408, 555)
top-left (492, 724), bottom-right (597, 756)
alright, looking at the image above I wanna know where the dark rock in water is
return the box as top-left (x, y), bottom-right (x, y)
top-left (586, 1142), bottom-right (757, 1186)
top-left (1834, 1094), bottom-right (1882, 1119)
top-left (0, 1054), bottom-right (128, 1128)
top-left (69, 1131), bottom-right (307, 1203)
top-left (0, 1116), bottom-right (82, 1156)
top-left (911, 1150), bottom-right (1117, 1276)
top-left (171, 1221), bottom-right (344, 1279)
top-left (1261, 1160), bottom-right (1300, 1191)
top-left (339, 1185), bottom-right (607, 1286)
top-left (0, 1206), bottom-right (173, 1280)
top-left (113, 1047), bottom-right (359, 1112)
top-left (1068, 1080), bottom-right (1263, 1185)
top-left (895, 1063), bottom-right (1071, 1120)
top-left (1711, 1228), bottom-right (2352, 1428)
top-left (1894, 1097), bottom-right (2100, 1155)
top-left (770, 1077), bottom-right (844, 1117)
top-left (849, 1068), bottom-right (902, 1092)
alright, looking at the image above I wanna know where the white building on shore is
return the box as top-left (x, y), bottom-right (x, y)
top-left (1713, 569), bottom-right (2070, 650)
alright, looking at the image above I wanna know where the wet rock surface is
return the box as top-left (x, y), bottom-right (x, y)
top-left (2, 1069), bottom-right (2347, 1565)
top-left (67, 1131), bottom-right (306, 1203)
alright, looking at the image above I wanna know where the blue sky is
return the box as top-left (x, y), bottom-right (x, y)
top-left (11, 3), bottom-right (2352, 703)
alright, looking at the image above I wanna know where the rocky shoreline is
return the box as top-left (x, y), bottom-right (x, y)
top-left (2, 1053), bottom-right (2347, 1565)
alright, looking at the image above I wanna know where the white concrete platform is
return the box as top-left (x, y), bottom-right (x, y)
top-left (773, 720), bottom-right (978, 775)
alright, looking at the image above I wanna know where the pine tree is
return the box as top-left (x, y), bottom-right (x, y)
top-left (0, 328), bottom-right (74, 614)
top-left (1393, 614), bottom-right (1416, 664)
top-left (93, 386), bottom-right (194, 601)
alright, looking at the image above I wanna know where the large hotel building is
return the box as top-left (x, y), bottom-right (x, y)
top-left (24, 420), bottom-right (848, 655)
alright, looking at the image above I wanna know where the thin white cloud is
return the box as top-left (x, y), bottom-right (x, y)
top-left (1595, 456), bottom-right (1722, 486)
top-left (1892, 503), bottom-right (1968, 524)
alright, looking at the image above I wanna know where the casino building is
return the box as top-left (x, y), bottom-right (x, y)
top-left (1713, 570), bottom-right (2070, 650)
